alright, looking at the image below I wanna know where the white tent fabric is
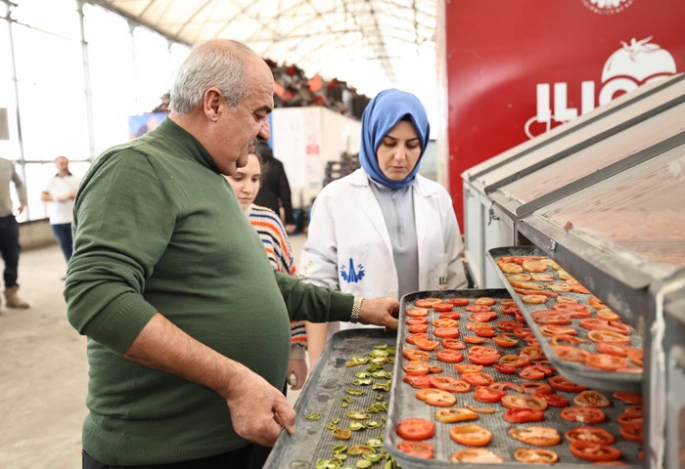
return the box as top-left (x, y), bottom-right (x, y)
top-left (92, 0), bottom-right (438, 99)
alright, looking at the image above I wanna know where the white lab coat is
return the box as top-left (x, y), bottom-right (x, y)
top-left (300, 169), bottom-right (468, 322)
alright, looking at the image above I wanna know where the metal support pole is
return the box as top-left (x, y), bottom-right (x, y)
top-left (77, 0), bottom-right (96, 161)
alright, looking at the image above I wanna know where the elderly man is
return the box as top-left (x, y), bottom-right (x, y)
top-left (65, 39), bottom-right (398, 469)
top-left (40, 156), bottom-right (80, 264)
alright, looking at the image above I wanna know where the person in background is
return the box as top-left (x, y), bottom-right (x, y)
top-left (65, 39), bottom-right (398, 469)
top-left (40, 156), bottom-right (80, 265)
top-left (225, 150), bottom-right (310, 392)
top-left (253, 142), bottom-right (296, 234)
top-left (0, 157), bottom-right (29, 309)
top-left (300, 89), bottom-right (468, 368)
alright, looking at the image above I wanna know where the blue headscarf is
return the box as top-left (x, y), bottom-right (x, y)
top-left (359, 89), bottom-right (430, 190)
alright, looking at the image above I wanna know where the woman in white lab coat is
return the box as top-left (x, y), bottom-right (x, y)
top-left (300, 89), bottom-right (468, 367)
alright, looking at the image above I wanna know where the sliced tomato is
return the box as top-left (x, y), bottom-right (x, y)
top-left (549, 334), bottom-right (588, 346)
top-left (470, 312), bottom-right (498, 322)
top-left (403, 348), bottom-right (432, 361)
top-left (523, 260), bottom-right (548, 272)
top-left (454, 364), bottom-right (483, 374)
top-left (531, 310), bottom-right (571, 325)
top-left (475, 297), bottom-right (497, 306)
top-left (539, 324), bottom-right (576, 336)
top-left (519, 366), bottom-right (545, 381)
top-left (429, 375), bottom-right (471, 393)
top-left (509, 426), bottom-right (561, 446)
top-left (466, 305), bottom-right (492, 313)
top-left (586, 353), bottom-right (628, 371)
top-left (521, 382), bottom-right (553, 395)
top-left (433, 302), bottom-right (455, 312)
top-left (561, 406), bottom-right (606, 424)
top-left (565, 427), bottom-right (615, 445)
top-left (450, 425), bottom-right (492, 447)
top-left (617, 413), bottom-right (643, 427)
top-left (502, 306), bottom-right (520, 315)
top-left (413, 337), bottom-right (440, 351)
top-left (499, 354), bottom-right (532, 368)
top-left (451, 449), bottom-right (503, 463)
top-left (515, 288), bottom-right (558, 298)
top-left (433, 327), bottom-right (460, 339)
top-left (475, 329), bottom-right (496, 338)
top-left (571, 284), bottom-right (591, 294)
top-left (581, 318), bottom-right (627, 334)
top-left (435, 407), bottom-right (478, 423)
top-left (448, 298), bottom-right (470, 306)
top-left (406, 308), bottom-right (429, 317)
top-left (464, 335), bottom-right (487, 344)
top-left (493, 335), bottom-right (518, 348)
top-left (552, 345), bottom-right (590, 363)
top-left (569, 442), bottom-right (621, 462)
top-left (415, 298), bottom-right (443, 308)
top-left (442, 338), bottom-right (466, 350)
top-left (627, 348), bottom-right (643, 367)
top-left (596, 310), bottom-right (621, 322)
top-left (522, 295), bottom-right (549, 304)
top-left (437, 349), bottom-right (465, 363)
top-left (432, 318), bottom-right (459, 328)
top-left (416, 387), bottom-right (444, 401)
top-left (502, 394), bottom-right (548, 411)
top-left (397, 418), bottom-right (435, 441)
top-left (548, 283), bottom-right (572, 292)
top-left (504, 408), bottom-right (545, 423)
top-left (574, 390), bottom-right (611, 408)
top-left (467, 322), bottom-right (494, 331)
top-left (596, 342), bottom-right (629, 357)
top-left (404, 374), bottom-right (432, 389)
top-left (553, 303), bottom-right (591, 317)
top-left (406, 332), bottom-right (429, 345)
top-left (423, 389), bottom-right (458, 407)
top-left (406, 317), bottom-right (429, 326)
top-left (587, 330), bottom-right (631, 345)
top-left (489, 382), bottom-right (523, 393)
top-left (474, 386), bottom-right (505, 403)
top-left (397, 440), bottom-right (434, 459)
top-left (469, 346), bottom-right (501, 365)
top-left (462, 372), bottom-right (495, 386)
top-left (403, 361), bottom-right (431, 375)
top-left (535, 392), bottom-right (569, 407)
top-left (613, 392), bottom-right (642, 405)
top-left (520, 346), bottom-right (546, 362)
top-left (620, 422), bottom-right (643, 442)
top-left (498, 320), bottom-right (523, 331)
top-left (556, 296), bottom-right (578, 304)
top-left (588, 296), bottom-right (605, 308)
top-left (514, 449), bottom-right (559, 464)
top-left (549, 376), bottom-right (587, 393)
top-left (501, 299), bottom-right (516, 307)
top-left (408, 323), bottom-right (429, 333)
top-left (532, 273), bottom-right (556, 282)
top-left (493, 363), bottom-right (517, 374)
top-left (439, 312), bottom-right (461, 320)
top-left (510, 280), bottom-right (545, 290)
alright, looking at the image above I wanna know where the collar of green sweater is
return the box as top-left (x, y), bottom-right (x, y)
top-left (154, 117), bottom-right (220, 173)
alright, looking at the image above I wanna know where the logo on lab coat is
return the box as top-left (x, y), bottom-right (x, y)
top-left (341, 258), bottom-right (365, 283)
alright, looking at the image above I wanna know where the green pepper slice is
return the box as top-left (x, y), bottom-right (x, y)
top-left (332, 444), bottom-right (347, 454)
top-left (346, 411), bottom-right (369, 420)
top-left (348, 421), bottom-right (365, 431)
top-left (348, 445), bottom-right (376, 455)
top-left (305, 412), bottom-right (323, 420)
top-left (333, 428), bottom-right (352, 440)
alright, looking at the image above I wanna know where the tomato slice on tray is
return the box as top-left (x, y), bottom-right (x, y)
top-left (550, 375), bottom-right (587, 392)
top-left (539, 324), bottom-right (576, 336)
top-left (489, 382), bottom-right (523, 393)
top-left (475, 329), bottom-right (496, 338)
top-left (556, 296), bottom-right (578, 304)
top-left (509, 426), bottom-right (561, 446)
top-left (560, 406), bottom-right (606, 424)
top-left (613, 392), bottom-right (642, 405)
top-left (397, 440), bottom-right (434, 459)
top-left (450, 425), bottom-right (493, 447)
top-left (413, 337), bottom-right (440, 351)
top-left (498, 320), bottom-right (523, 331)
top-left (620, 422), bottom-right (643, 442)
top-left (504, 407), bottom-right (545, 423)
top-left (617, 413), bottom-right (643, 427)
top-left (408, 323), bottom-right (429, 333)
top-left (403, 361), bottom-right (431, 375)
top-left (588, 330), bottom-right (631, 345)
top-left (429, 375), bottom-right (471, 393)
top-left (433, 327), bottom-right (460, 339)
top-left (522, 295), bottom-right (550, 304)
top-left (519, 366), bottom-right (550, 381)
top-left (535, 392), bottom-right (569, 407)
top-left (475, 297), bottom-right (497, 306)
top-left (397, 418), bottom-right (435, 441)
top-left (502, 306), bottom-right (520, 315)
top-left (597, 342), bottom-right (630, 357)
top-left (565, 427), bottom-right (615, 445)
top-left (549, 334), bottom-right (587, 346)
top-left (470, 312), bottom-right (498, 322)
top-left (406, 332), bottom-right (429, 345)
top-left (442, 338), bottom-right (466, 350)
top-left (464, 335), bottom-right (487, 344)
top-left (420, 389), bottom-right (458, 407)
top-left (469, 346), bottom-right (501, 365)
top-left (435, 407), bottom-right (478, 423)
top-left (531, 310), bottom-right (571, 325)
top-left (493, 363), bottom-right (517, 374)
top-left (439, 312), bottom-right (461, 320)
top-left (437, 349), bottom-right (465, 363)
top-left (502, 394), bottom-right (548, 411)
top-left (462, 372), bottom-right (495, 386)
top-left (404, 374), bottom-right (432, 389)
top-left (451, 449), bottom-right (503, 463)
top-left (414, 298), bottom-right (443, 308)
top-left (403, 348), bottom-right (432, 361)
top-left (501, 299), bottom-right (517, 307)
top-left (406, 308), bottom-right (429, 317)
top-left (514, 449), bottom-right (559, 464)
top-left (433, 318), bottom-right (459, 328)
top-left (586, 353), bottom-right (628, 371)
top-left (552, 345), bottom-right (590, 363)
top-left (466, 305), bottom-right (492, 313)
top-left (474, 386), bottom-right (505, 403)
top-left (432, 302), bottom-right (455, 312)
top-left (569, 442), bottom-right (621, 462)
top-left (574, 390), bottom-right (611, 408)
top-left (493, 335), bottom-right (518, 348)
top-left (454, 364), bottom-right (484, 374)
top-left (499, 354), bottom-right (532, 368)
top-left (448, 297), bottom-right (470, 306)
top-left (627, 348), bottom-right (644, 367)
top-left (520, 346), bottom-right (546, 362)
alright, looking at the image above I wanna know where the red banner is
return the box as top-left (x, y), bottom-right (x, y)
top-left (443, 0), bottom-right (685, 227)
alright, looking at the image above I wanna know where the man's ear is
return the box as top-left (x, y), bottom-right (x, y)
top-left (203, 87), bottom-right (224, 122)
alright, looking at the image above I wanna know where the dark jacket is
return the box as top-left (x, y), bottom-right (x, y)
top-left (254, 144), bottom-right (295, 225)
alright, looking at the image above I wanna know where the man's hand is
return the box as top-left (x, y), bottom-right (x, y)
top-left (15, 204), bottom-right (25, 215)
top-left (287, 358), bottom-right (307, 391)
top-left (357, 297), bottom-right (399, 330)
top-left (223, 365), bottom-right (296, 447)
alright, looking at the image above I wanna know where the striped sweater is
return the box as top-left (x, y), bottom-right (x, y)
top-left (246, 204), bottom-right (306, 348)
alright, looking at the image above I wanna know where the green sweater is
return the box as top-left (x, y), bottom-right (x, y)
top-left (65, 118), bottom-right (354, 465)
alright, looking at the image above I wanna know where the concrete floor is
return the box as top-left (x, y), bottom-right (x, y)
top-left (0, 234), bottom-right (308, 469)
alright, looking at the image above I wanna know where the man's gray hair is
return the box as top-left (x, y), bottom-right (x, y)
top-left (171, 40), bottom-right (254, 115)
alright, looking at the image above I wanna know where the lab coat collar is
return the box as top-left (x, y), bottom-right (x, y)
top-left (348, 168), bottom-right (440, 197)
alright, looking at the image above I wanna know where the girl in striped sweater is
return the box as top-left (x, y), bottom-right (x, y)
top-left (225, 151), bottom-right (309, 392)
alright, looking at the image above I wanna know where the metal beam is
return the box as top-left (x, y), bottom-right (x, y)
top-left (174, 0), bottom-right (214, 37)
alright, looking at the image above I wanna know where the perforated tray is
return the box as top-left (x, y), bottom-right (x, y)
top-left (385, 289), bottom-right (641, 469)
top-left (487, 246), bottom-right (643, 393)
top-left (264, 328), bottom-right (397, 469)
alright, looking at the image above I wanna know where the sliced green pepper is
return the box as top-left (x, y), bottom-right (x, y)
top-left (355, 460), bottom-right (372, 469)
top-left (355, 371), bottom-right (372, 378)
top-left (348, 421), bottom-right (365, 431)
top-left (332, 444), bottom-right (347, 454)
top-left (345, 388), bottom-right (364, 396)
top-left (331, 418), bottom-right (341, 425)
top-left (364, 420), bottom-right (382, 428)
top-left (333, 428), bottom-right (352, 440)
top-left (369, 349), bottom-right (389, 358)
top-left (342, 396), bottom-right (354, 403)
top-left (363, 453), bottom-right (383, 463)
top-left (365, 437), bottom-right (384, 448)
top-left (371, 371), bottom-right (392, 379)
top-left (306, 412), bottom-right (323, 420)
top-left (346, 411), bottom-right (369, 420)
top-left (348, 445), bottom-right (376, 455)
top-left (325, 423), bottom-right (337, 430)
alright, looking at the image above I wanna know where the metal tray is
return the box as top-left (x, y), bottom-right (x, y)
top-left (385, 289), bottom-right (641, 469)
top-left (264, 328), bottom-right (398, 469)
top-left (487, 246), bottom-right (643, 393)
